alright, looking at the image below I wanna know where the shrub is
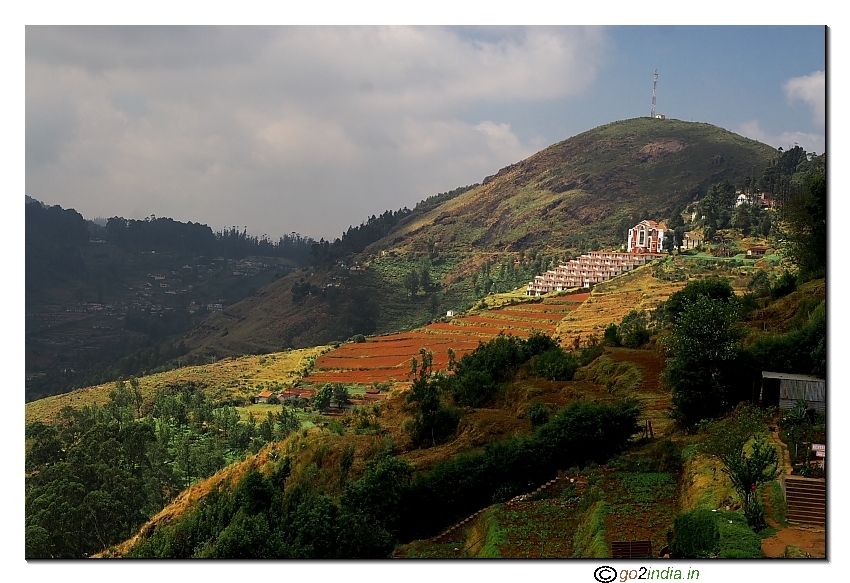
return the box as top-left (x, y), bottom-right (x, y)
top-left (527, 402), bottom-right (550, 427)
top-left (717, 510), bottom-right (763, 558)
top-left (531, 348), bottom-right (578, 381)
top-left (772, 271), bottom-right (797, 298)
top-left (579, 344), bottom-right (604, 366)
top-left (671, 508), bottom-right (720, 558)
top-left (603, 323), bottom-right (620, 346)
top-left (619, 310), bottom-right (650, 348)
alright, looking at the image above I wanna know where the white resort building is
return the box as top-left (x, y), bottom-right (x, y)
top-left (525, 220), bottom-right (667, 296)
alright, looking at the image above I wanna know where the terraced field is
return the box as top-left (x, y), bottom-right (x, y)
top-left (306, 292), bottom-right (589, 387)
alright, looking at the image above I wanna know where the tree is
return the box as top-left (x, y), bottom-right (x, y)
top-left (618, 310), bottom-right (650, 348)
top-left (778, 171), bottom-right (826, 281)
top-left (332, 384), bottom-right (351, 409)
top-left (664, 277), bottom-right (735, 326)
top-left (603, 323), bottom-right (620, 346)
top-left (732, 205), bottom-right (751, 234)
top-left (699, 405), bottom-right (778, 529)
top-left (404, 269), bottom-right (420, 298)
top-left (663, 295), bottom-right (745, 426)
top-left (312, 384), bottom-right (334, 412)
top-left (747, 269), bottom-right (773, 298)
top-left (420, 265), bottom-right (431, 292)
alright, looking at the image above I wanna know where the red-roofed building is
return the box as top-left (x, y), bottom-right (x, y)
top-left (255, 390), bottom-right (273, 403)
top-left (746, 245), bottom-right (774, 258)
top-left (627, 220), bottom-right (668, 254)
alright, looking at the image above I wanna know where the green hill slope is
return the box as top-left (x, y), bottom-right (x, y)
top-left (184, 118), bottom-right (778, 358)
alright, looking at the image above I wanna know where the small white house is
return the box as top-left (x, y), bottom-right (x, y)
top-left (446, 310), bottom-right (458, 317)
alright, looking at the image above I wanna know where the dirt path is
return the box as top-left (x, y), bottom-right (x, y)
top-left (761, 524), bottom-right (825, 558)
top-left (769, 424), bottom-right (794, 477)
top-left (760, 424), bottom-right (824, 558)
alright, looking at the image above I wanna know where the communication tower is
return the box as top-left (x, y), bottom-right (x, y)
top-left (650, 69), bottom-right (658, 118)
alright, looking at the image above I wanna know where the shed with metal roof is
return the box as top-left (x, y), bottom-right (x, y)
top-left (760, 371), bottom-right (825, 412)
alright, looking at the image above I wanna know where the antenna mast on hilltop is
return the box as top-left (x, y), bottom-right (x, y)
top-left (650, 69), bottom-right (658, 118)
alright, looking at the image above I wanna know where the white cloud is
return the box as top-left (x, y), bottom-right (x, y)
top-left (25, 26), bottom-right (608, 239)
top-left (783, 70), bottom-right (825, 128)
top-left (736, 120), bottom-right (824, 155)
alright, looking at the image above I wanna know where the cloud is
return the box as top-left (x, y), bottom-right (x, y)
top-left (783, 70), bottom-right (825, 128)
top-left (25, 26), bottom-right (608, 239)
top-left (736, 120), bottom-right (824, 155)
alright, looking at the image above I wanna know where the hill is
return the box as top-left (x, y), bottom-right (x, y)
top-left (25, 199), bottom-right (315, 401)
top-left (183, 118), bottom-right (778, 358)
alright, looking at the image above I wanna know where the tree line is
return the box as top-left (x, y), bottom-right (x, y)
top-left (25, 379), bottom-right (300, 558)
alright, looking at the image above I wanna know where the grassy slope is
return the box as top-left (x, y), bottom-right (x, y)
top-left (25, 346), bottom-right (329, 425)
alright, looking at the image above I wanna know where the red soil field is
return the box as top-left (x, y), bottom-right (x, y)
top-left (316, 356), bottom-right (414, 369)
top-left (304, 294), bottom-right (592, 385)
top-left (426, 322), bottom-right (533, 337)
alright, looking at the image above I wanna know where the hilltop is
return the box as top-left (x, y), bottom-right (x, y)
top-left (183, 118), bottom-right (778, 359)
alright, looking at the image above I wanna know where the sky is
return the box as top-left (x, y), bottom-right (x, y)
top-left (24, 25), bottom-right (825, 241)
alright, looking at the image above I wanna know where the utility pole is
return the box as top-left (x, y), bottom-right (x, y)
top-left (650, 69), bottom-right (658, 118)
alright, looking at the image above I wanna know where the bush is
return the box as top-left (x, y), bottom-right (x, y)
top-left (619, 310), bottom-right (650, 348)
top-left (603, 323), bottom-right (620, 346)
top-left (671, 509), bottom-right (720, 558)
top-left (527, 402), bottom-right (550, 427)
top-left (772, 271), bottom-right (797, 298)
top-left (717, 510), bottom-right (763, 558)
top-left (531, 348), bottom-right (578, 381)
top-left (349, 334), bottom-right (367, 343)
top-left (579, 344), bottom-right (604, 366)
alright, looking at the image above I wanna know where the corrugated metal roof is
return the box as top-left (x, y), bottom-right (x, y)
top-left (762, 371), bottom-right (825, 382)
top-left (778, 379), bottom-right (826, 403)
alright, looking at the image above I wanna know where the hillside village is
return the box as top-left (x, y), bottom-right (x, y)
top-left (525, 207), bottom-right (777, 295)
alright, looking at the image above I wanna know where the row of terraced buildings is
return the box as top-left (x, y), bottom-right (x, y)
top-left (525, 251), bottom-right (664, 296)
